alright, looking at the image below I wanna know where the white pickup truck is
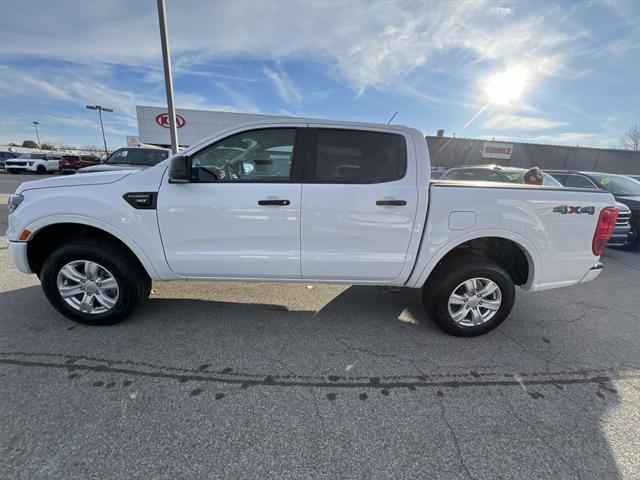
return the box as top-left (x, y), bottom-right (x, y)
top-left (7, 120), bottom-right (619, 336)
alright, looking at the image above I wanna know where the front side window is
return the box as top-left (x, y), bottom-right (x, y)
top-left (314, 129), bottom-right (406, 183)
top-left (190, 128), bottom-right (296, 182)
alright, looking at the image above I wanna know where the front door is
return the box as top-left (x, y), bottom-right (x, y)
top-left (301, 126), bottom-right (418, 282)
top-left (157, 127), bottom-right (304, 279)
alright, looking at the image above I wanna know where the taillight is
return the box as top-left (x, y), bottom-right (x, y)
top-left (592, 207), bottom-right (618, 256)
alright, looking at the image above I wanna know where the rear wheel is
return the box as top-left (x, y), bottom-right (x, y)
top-left (423, 257), bottom-right (515, 336)
top-left (40, 240), bottom-right (149, 325)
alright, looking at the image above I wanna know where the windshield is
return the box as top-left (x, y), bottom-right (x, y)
top-left (589, 173), bottom-right (640, 196)
top-left (105, 149), bottom-right (169, 166)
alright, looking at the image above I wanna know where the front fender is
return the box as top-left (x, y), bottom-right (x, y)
top-left (21, 214), bottom-right (163, 280)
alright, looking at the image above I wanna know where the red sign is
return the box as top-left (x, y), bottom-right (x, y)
top-left (155, 113), bottom-right (185, 128)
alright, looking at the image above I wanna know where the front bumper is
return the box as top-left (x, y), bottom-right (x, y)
top-left (579, 263), bottom-right (603, 284)
top-left (607, 224), bottom-right (631, 247)
top-left (6, 165), bottom-right (33, 173)
top-left (7, 241), bottom-right (32, 274)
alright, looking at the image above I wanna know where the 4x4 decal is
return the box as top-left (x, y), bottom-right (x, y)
top-left (553, 205), bottom-right (595, 215)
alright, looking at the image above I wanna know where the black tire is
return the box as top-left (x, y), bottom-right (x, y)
top-left (36, 165), bottom-right (47, 174)
top-left (423, 256), bottom-right (515, 336)
top-left (40, 240), bottom-right (149, 325)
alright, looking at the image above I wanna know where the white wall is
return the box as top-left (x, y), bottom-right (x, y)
top-left (136, 106), bottom-right (299, 147)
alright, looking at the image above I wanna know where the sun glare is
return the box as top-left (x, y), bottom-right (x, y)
top-left (485, 66), bottom-right (529, 106)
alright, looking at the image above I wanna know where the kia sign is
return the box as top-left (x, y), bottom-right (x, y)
top-left (482, 141), bottom-right (513, 160)
top-left (155, 113), bottom-right (185, 129)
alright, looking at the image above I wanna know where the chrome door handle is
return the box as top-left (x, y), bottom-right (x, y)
top-left (258, 199), bottom-right (290, 206)
top-left (376, 199), bottom-right (407, 206)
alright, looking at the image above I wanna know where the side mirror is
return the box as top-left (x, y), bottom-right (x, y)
top-left (168, 154), bottom-right (191, 183)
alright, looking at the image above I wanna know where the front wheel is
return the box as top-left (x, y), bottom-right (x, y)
top-left (423, 257), bottom-right (515, 336)
top-left (40, 240), bottom-right (149, 325)
top-left (36, 165), bottom-right (47, 174)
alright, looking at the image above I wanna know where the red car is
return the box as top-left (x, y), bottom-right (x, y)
top-left (59, 155), bottom-right (102, 173)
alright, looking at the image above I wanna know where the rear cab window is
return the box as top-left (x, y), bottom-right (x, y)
top-left (312, 129), bottom-right (407, 183)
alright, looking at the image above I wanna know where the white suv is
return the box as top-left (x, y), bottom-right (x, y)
top-left (5, 153), bottom-right (62, 174)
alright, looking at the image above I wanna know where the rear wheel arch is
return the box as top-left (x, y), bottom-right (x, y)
top-left (420, 235), bottom-right (536, 289)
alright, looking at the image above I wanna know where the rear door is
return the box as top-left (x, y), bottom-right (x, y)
top-left (157, 126), bottom-right (304, 279)
top-left (300, 126), bottom-right (418, 282)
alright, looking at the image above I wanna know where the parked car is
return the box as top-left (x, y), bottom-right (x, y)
top-left (7, 120), bottom-right (617, 336)
top-left (440, 165), bottom-right (631, 248)
top-left (0, 151), bottom-right (18, 170)
top-left (59, 155), bottom-right (102, 174)
top-left (5, 153), bottom-right (62, 174)
top-left (547, 170), bottom-right (639, 250)
top-left (78, 147), bottom-right (170, 173)
top-left (440, 165), bottom-right (562, 186)
top-left (430, 167), bottom-right (448, 180)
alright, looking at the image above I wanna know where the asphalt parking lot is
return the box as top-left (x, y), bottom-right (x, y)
top-left (1, 172), bottom-right (639, 479)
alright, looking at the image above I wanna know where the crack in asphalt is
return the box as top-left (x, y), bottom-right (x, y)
top-left (0, 352), bottom-right (638, 390)
top-left (435, 392), bottom-right (475, 480)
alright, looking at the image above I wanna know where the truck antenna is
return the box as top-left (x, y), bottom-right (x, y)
top-left (387, 112), bottom-right (398, 125)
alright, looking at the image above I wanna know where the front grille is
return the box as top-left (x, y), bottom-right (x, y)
top-left (6, 161), bottom-right (26, 166)
top-left (616, 212), bottom-right (631, 226)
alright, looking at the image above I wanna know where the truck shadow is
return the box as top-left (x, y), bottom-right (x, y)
top-left (0, 282), bottom-right (634, 478)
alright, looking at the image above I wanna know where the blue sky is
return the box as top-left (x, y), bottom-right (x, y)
top-left (1, 0), bottom-right (638, 149)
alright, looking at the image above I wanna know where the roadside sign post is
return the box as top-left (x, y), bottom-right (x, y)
top-left (157, 0), bottom-right (179, 154)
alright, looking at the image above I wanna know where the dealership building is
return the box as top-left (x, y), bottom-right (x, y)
top-left (135, 105), bottom-right (640, 174)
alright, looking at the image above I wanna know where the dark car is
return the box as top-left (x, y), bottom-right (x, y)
top-left (0, 150), bottom-right (18, 170)
top-left (78, 147), bottom-right (170, 173)
top-left (546, 170), bottom-right (640, 250)
top-left (440, 165), bottom-right (563, 186)
top-left (59, 155), bottom-right (102, 174)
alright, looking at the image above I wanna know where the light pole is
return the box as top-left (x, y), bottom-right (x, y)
top-left (86, 105), bottom-right (113, 156)
top-left (32, 121), bottom-right (41, 149)
top-left (157, 0), bottom-right (179, 154)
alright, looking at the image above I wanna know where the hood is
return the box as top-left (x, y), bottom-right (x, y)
top-left (615, 195), bottom-right (640, 211)
top-left (16, 170), bottom-right (133, 194)
top-left (615, 201), bottom-right (630, 214)
top-left (78, 164), bottom-right (150, 173)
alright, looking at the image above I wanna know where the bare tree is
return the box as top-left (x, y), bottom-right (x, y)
top-left (620, 124), bottom-right (640, 151)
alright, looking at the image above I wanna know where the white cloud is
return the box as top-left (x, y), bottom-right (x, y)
top-left (0, 1), bottom-right (594, 99)
top-left (262, 66), bottom-right (302, 107)
top-left (488, 7), bottom-right (512, 17)
top-left (482, 114), bottom-right (569, 130)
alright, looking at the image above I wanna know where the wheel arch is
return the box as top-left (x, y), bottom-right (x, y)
top-left (24, 217), bottom-right (159, 280)
top-left (411, 231), bottom-right (540, 290)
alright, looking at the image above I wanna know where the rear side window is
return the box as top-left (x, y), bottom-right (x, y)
top-left (314, 129), bottom-right (407, 183)
top-left (566, 175), bottom-right (596, 189)
top-left (107, 149), bottom-right (169, 166)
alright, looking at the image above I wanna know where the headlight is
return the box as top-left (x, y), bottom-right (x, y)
top-left (8, 194), bottom-right (24, 214)
top-left (27, 161), bottom-right (34, 166)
